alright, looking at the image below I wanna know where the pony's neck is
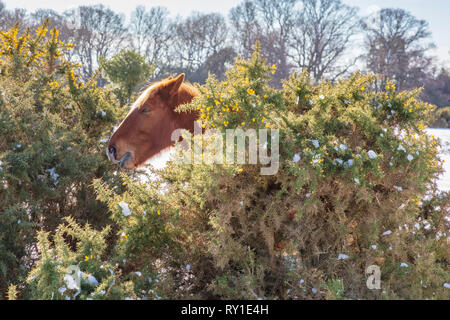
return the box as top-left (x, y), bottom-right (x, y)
top-left (146, 146), bottom-right (174, 169)
top-left (141, 84), bottom-right (199, 165)
top-left (172, 85), bottom-right (200, 134)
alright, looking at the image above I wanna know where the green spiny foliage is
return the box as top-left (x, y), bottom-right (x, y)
top-left (11, 36), bottom-right (449, 300)
top-left (100, 49), bottom-right (154, 106)
top-left (0, 23), bottom-right (125, 297)
top-left (26, 217), bottom-right (135, 300)
top-left (80, 43), bottom-right (449, 299)
top-left (430, 106), bottom-right (450, 128)
top-left (7, 284), bottom-right (18, 300)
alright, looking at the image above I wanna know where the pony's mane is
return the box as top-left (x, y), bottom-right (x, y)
top-left (179, 81), bottom-right (200, 97)
top-left (136, 76), bottom-right (199, 102)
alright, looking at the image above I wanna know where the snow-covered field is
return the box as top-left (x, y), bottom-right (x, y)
top-left (145, 129), bottom-right (450, 193)
top-left (426, 128), bottom-right (450, 192)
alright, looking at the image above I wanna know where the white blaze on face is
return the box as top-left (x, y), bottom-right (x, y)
top-left (132, 83), bottom-right (158, 110)
top-left (107, 83), bottom-right (160, 163)
top-left (110, 83), bottom-right (159, 138)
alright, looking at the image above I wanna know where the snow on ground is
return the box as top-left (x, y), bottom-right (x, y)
top-left (426, 128), bottom-right (450, 192)
top-left (139, 129), bottom-right (450, 193)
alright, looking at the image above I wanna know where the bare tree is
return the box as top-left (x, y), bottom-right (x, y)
top-left (0, 1), bottom-right (9, 30)
top-left (170, 12), bottom-right (229, 80)
top-left (129, 6), bottom-right (147, 55)
top-left (422, 68), bottom-right (450, 108)
top-left (362, 8), bottom-right (435, 90)
top-left (255, 0), bottom-right (298, 84)
top-left (64, 5), bottom-right (128, 79)
top-left (29, 9), bottom-right (73, 44)
top-left (230, 0), bottom-right (298, 86)
top-left (204, 47), bottom-right (237, 81)
top-left (229, 0), bottom-right (261, 59)
top-left (0, 3), bottom-right (28, 32)
top-left (129, 6), bottom-right (173, 77)
top-left (29, 9), bottom-right (62, 28)
top-left (289, 0), bottom-right (360, 82)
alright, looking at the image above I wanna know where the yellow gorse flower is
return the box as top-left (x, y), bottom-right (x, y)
top-left (48, 81), bottom-right (59, 89)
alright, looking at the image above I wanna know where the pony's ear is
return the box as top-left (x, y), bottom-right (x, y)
top-left (159, 74), bottom-right (184, 97)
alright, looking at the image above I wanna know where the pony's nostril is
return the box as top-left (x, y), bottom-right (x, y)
top-left (109, 146), bottom-right (117, 158)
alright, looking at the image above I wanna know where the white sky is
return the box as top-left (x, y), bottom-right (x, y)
top-left (3, 0), bottom-right (449, 67)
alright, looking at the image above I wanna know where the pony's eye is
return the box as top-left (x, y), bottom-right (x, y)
top-left (141, 107), bottom-right (151, 114)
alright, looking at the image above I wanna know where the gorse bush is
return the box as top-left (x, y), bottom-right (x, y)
top-left (27, 217), bottom-right (137, 300)
top-left (0, 23), bottom-right (125, 297)
top-left (99, 49), bottom-right (154, 106)
top-left (1, 26), bottom-right (448, 300)
top-left (147, 44), bottom-right (448, 299)
top-left (430, 107), bottom-right (450, 128)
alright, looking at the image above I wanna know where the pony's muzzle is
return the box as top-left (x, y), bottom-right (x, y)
top-left (106, 144), bottom-right (131, 169)
top-left (109, 145), bottom-right (117, 158)
top-left (106, 145), bottom-right (119, 163)
top-left (119, 152), bottom-right (132, 168)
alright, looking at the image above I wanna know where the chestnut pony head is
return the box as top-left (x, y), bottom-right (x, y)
top-left (107, 74), bottom-right (199, 170)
